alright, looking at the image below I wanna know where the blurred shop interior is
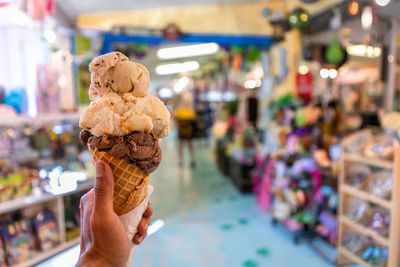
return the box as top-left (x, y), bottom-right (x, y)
top-left (0, 0), bottom-right (400, 266)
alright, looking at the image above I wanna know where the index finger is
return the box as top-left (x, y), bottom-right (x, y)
top-left (143, 204), bottom-right (153, 218)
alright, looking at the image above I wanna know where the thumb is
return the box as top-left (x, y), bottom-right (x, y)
top-left (93, 161), bottom-right (114, 214)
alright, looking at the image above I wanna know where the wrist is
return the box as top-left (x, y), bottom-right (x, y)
top-left (77, 249), bottom-right (116, 267)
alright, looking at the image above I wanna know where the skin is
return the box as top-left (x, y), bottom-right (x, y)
top-left (77, 161), bottom-right (153, 267)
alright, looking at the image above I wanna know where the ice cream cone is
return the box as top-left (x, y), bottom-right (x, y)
top-left (89, 147), bottom-right (150, 216)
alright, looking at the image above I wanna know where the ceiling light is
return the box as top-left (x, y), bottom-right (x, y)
top-left (156, 61), bottom-right (199, 75)
top-left (349, 1), bottom-right (359, 15)
top-left (206, 91), bottom-right (223, 102)
top-left (173, 76), bottom-right (190, 93)
top-left (158, 87), bottom-right (174, 98)
top-left (346, 44), bottom-right (381, 58)
top-left (244, 80), bottom-right (257, 89)
top-left (320, 69), bottom-right (329, 79)
top-left (361, 6), bottom-right (373, 30)
top-left (329, 69), bottom-right (338, 79)
top-left (375, 0), bottom-right (391, 7)
top-left (289, 15), bottom-right (297, 24)
top-left (44, 29), bottom-right (56, 44)
top-left (157, 43), bottom-right (219, 60)
top-left (300, 13), bottom-right (308, 22)
top-left (298, 65), bottom-right (309, 75)
top-left (223, 92), bottom-right (237, 102)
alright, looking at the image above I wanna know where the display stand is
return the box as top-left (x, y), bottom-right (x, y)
top-left (1, 180), bottom-right (93, 267)
top-left (337, 142), bottom-right (400, 267)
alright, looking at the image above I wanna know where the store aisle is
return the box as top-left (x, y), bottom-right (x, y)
top-left (133, 139), bottom-right (333, 267)
top-left (39, 139), bottom-right (333, 267)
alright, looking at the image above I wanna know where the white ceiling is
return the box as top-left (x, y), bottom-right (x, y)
top-left (55, 0), bottom-right (261, 19)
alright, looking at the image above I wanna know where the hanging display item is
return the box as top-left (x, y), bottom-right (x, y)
top-left (325, 36), bottom-right (345, 66)
top-left (288, 8), bottom-right (310, 30)
top-left (296, 69), bottom-right (313, 100)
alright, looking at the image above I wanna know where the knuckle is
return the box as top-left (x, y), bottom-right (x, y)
top-left (93, 183), bottom-right (106, 197)
top-left (80, 193), bottom-right (89, 207)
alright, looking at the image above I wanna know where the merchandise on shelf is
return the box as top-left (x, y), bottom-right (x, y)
top-left (2, 219), bottom-right (36, 265)
top-left (342, 130), bottom-right (373, 154)
top-left (64, 193), bottom-right (82, 241)
top-left (367, 172), bottom-right (393, 199)
top-left (253, 93), bottom-right (340, 245)
top-left (345, 197), bottom-right (369, 222)
top-left (0, 235), bottom-right (6, 267)
top-left (364, 135), bottom-right (396, 160)
top-left (33, 210), bottom-right (60, 251)
top-left (343, 232), bottom-right (368, 254)
top-left (367, 207), bottom-right (391, 237)
top-left (346, 164), bottom-right (370, 188)
top-left (0, 165), bottom-right (39, 203)
top-left (360, 242), bottom-right (388, 266)
top-left (338, 131), bottom-right (399, 266)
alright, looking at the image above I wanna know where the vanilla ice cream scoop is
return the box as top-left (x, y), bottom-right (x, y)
top-left (88, 52), bottom-right (150, 99)
top-left (110, 61), bottom-right (150, 97)
top-left (79, 92), bottom-right (170, 138)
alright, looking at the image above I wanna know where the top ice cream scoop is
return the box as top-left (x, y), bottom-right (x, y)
top-left (80, 51), bottom-right (170, 138)
top-left (88, 52), bottom-right (150, 99)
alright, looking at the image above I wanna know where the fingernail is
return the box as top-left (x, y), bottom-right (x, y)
top-left (95, 162), bottom-right (105, 177)
top-left (137, 235), bottom-right (144, 242)
top-left (145, 223), bottom-right (149, 230)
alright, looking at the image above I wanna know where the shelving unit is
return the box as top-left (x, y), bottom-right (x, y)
top-left (337, 145), bottom-right (400, 267)
top-left (0, 112), bottom-right (81, 127)
top-left (2, 180), bottom-right (93, 267)
top-left (14, 238), bottom-right (80, 267)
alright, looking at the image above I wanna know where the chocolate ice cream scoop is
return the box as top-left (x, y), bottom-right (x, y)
top-left (80, 130), bottom-right (162, 174)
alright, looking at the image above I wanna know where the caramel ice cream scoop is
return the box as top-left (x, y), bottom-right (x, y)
top-left (110, 61), bottom-right (150, 97)
top-left (88, 51), bottom-right (150, 99)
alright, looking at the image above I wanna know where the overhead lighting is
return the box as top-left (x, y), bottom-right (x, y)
top-left (300, 13), bottom-right (308, 22)
top-left (156, 61), bottom-right (199, 75)
top-left (223, 92), bottom-right (237, 102)
top-left (349, 1), bottom-right (359, 15)
top-left (361, 6), bottom-right (373, 30)
top-left (320, 69), bottom-right (338, 79)
top-left (320, 69), bottom-right (329, 79)
top-left (158, 87), bottom-right (174, 98)
top-left (44, 29), bottom-right (56, 44)
top-left (244, 80), bottom-right (261, 89)
top-left (375, 0), bottom-right (390, 7)
top-left (347, 44), bottom-right (381, 58)
top-left (173, 76), bottom-right (190, 93)
top-left (157, 43), bottom-right (219, 60)
top-left (298, 65), bottom-right (309, 75)
top-left (329, 69), bottom-right (338, 79)
top-left (289, 15), bottom-right (297, 24)
top-left (206, 91), bottom-right (223, 102)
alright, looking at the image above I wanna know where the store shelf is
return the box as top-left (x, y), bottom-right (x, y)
top-left (14, 237), bottom-right (80, 267)
top-left (340, 216), bottom-right (389, 247)
top-left (0, 180), bottom-right (93, 215)
top-left (339, 247), bottom-right (372, 267)
top-left (341, 184), bottom-right (392, 209)
top-left (0, 113), bottom-right (81, 127)
top-left (342, 153), bottom-right (393, 169)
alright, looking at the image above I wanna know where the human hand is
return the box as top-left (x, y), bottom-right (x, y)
top-left (77, 161), bottom-right (152, 267)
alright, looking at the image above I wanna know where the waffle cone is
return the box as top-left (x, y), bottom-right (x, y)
top-left (89, 147), bottom-right (150, 216)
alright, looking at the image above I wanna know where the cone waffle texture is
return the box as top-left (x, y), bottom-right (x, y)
top-left (89, 147), bottom-right (150, 216)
